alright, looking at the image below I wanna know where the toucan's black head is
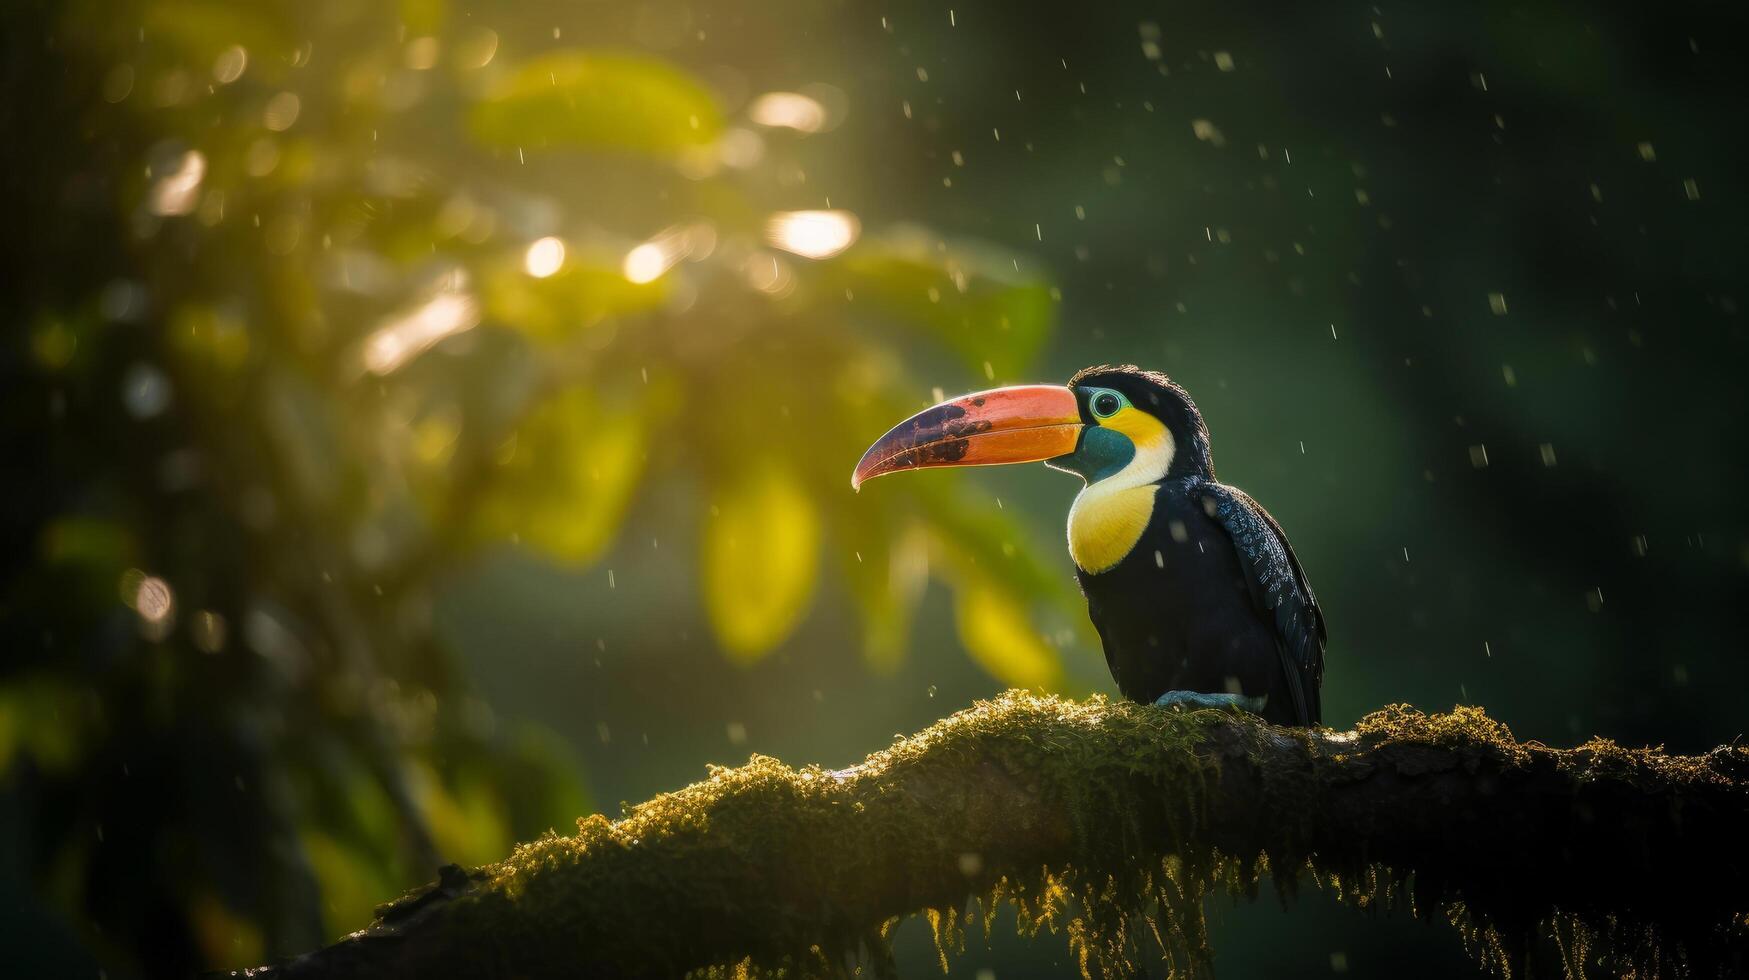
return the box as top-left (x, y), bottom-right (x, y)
top-left (1058, 364), bottom-right (1214, 484)
top-left (850, 364), bottom-right (1212, 489)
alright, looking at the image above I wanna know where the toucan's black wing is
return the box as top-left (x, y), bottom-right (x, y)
top-left (1197, 481), bottom-right (1326, 726)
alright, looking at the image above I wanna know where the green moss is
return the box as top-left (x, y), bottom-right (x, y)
top-left (371, 693), bottom-right (1747, 979)
top-left (1353, 702), bottom-right (1532, 765)
top-left (408, 693), bottom-right (1226, 977)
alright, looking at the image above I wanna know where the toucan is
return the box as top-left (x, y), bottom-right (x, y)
top-left (852, 365), bottom-right (1324, 727)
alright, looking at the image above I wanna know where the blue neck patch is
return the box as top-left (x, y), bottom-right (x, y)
top-left (1048, 427), bottom-right (1135, 484)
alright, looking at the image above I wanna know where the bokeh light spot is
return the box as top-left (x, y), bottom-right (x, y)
top-left (213, 46), bottom-right (247, 84)
top-left (362, 283), bottom-right (481, 375)
top-left (263, 92), bottom-right (301, 131)
top-left (452, 27), bottom-right (499, 70)
top-left (524, 237), bottom-right (567, 278)
top-left (125, 572), bottom-right (175, 625)
top-left (404, 36), bottom-right (440, 71)
top-left (147, 150), bottom-right (205, 217)
top-left (621, 225), bottom-right (705, 285)
top-left (748, 92), bottom-right (827, 132)
top-left (764, 210), bottom-right (860, 259)
top-left (122, 363), bottom-right (172, 419)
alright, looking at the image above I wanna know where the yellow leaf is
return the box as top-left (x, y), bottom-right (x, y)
top-left (702, 466), bottom-right (821, 663)
top-left (299, 831), bottom-right (391, 940)
top-left (137, 1), bottom-right (285, 72)
top-left (480, 253), bottom-right (667, 343)
top-left (953, 581), bottom-right (1065, 692)
top-left (473, 387), bottom-right (647, 566)
top-left (470, 51), bottom-right (722, 157)
top-left (399, 0), bottom-right (446, 35)
top-left (839, 522), bottom-right (929, 674)
top-left (411, 761), bottom-right (509, 869)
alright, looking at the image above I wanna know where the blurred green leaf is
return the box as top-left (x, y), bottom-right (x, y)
top-left (17, 3), bottom-right (1088, 969)
top-left (824, 364), bottom-right (1082, 677)
top-left (472, 386), bottom-right (650, 566)
top-left (189, 892), bottom-right (265, 971)
top-left (492, 724), bottom-right (594, 838)
top-left (952, 579), bottom-right (1065, 692)
top-left (480, 252), bottom-right (667, 343)
top-left (299, 831), bottom-right (393, 942)
top-left (905, 477), bottom-right (1090, 689)
top-left (40, 517), bottom-right (135, 571)
top-left (913, 480), bottom-right (1074, 610)
top-left (303, 762), bottom-right (402, 869)
top-left (30, 316), bottom-right (81, 371)
top-left (469, 51), bottom-right (723, 157)
top-left (834, 513), bottom-right (929, 673)
top-left (702, 464), bottom-right (821, 662)
top-left (171, 304), bottom-right (252, 375)
top-left (137, 1), bottom-right (287, 67)
top-left (399, 0), bottom-right (447, 35)
top-left (0, 678), bottom-right (96, 777)
top-left (412, 761), bottom-right (509, 868)
top-left (840, 225), bottom-right (1057, 380)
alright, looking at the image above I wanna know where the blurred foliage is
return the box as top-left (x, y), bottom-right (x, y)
top-left (703, 464), bottom-right (822, 661)
top-left (0, 0), bottom-right (1086, 974)
top-left (470, 51), bottom-right (724, 153)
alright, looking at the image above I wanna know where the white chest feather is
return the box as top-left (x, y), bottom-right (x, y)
top-left (1067, 483), bottom-right (1157, 574)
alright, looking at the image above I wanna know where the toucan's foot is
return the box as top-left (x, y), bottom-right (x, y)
top-left (1153, 690), bottom-right (1267, 715)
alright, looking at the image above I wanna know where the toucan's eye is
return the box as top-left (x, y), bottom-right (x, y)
top-left (1091, 391), bottom-right (1122, 419)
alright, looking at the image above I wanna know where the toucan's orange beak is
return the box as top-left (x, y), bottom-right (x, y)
top-left (851, 384), bottom-right (1082, 490)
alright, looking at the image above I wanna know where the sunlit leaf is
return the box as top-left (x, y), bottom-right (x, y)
top-left (840, 224), bottom-right (1057, 379)
top-left (299, 831), bottom-right (392, 941)
top-left (830, 367), bottom-right (1088, 672)
top-left (920, 482), bottom-right (1098, 689)
top-left (702, 464), bottom-right (821, 662)
top-left (469, 51), bottom-right (723, 157)
top-left (472, 386), bottom-right (649, 566)
top-left (135, 1), bottom-right (287, 70)
top-left (496, 725), bottom-right (594, 836)
top-left (479, 252), bottom-right (667, 343)
top-left (836, 516), bottom-right (929, 673)
top-left (411, 761), bottom-right (509, 868)
top-left (953, 580), bottom-right (1065, 692)
top-left (913, 479), bottom-right (1075, 610)
top-left (398, 0), bottom-right (446, 35)
top-left (318, 763), bottom-right (401, 865)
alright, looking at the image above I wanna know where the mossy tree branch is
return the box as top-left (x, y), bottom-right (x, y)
top-left (236, 693), bottom-right (1749, 979)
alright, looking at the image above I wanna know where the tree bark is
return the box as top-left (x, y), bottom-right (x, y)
top-left (233, 693), bottom-right (1749, 980)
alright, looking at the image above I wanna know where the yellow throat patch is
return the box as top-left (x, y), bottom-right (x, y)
top-left (1066, 406), bottom-right (1173, 574)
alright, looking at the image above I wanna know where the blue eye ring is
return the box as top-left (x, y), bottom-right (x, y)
top-left (1090, 389), bottom-right (1124, 419)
